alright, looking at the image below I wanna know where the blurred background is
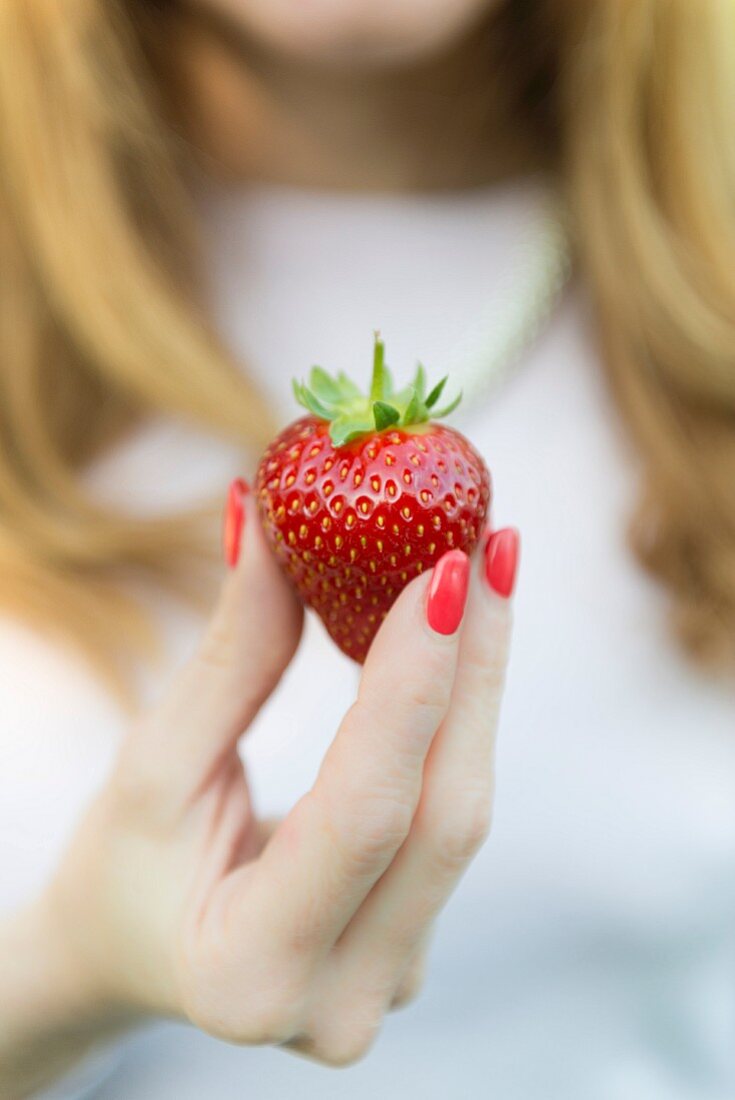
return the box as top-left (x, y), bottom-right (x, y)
top-left (2, 2), bottom-right (735, 1097)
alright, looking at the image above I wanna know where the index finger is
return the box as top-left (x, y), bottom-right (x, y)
top-left (232, 550), bottom-right (471, 961)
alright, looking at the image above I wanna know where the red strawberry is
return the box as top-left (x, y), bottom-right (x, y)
top-left (255, 335), bottom-right (491, 662)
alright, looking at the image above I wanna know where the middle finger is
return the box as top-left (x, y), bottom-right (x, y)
top-left (322, 530), bottom-right (518, 1011)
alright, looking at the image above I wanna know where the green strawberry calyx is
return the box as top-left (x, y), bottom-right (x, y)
top-left (292, 333), bottom-right (462, 447)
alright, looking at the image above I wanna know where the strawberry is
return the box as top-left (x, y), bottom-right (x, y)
top-left (255, 335), bottom-right (491, 662)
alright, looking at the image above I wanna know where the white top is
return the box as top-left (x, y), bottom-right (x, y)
top-left (2, 181), bottom-right (735, 1100)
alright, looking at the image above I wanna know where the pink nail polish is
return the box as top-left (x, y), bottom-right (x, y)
top-left (484, 528), bottom-right (520, 598)
top-left (426, 550), bottom-right (470, 635)
top-left (223, 479), bottom-right (249, 568)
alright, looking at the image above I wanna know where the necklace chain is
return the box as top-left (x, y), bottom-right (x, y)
top-left (448, 190), bottom-right (572, 421)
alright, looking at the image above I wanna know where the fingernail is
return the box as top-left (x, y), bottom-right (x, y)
top-left (223, 478), bottom-right (249, 567)
top-left (426, 550), bottom-right (470, 635)
top-left (484, 527), bottom-right (520, 598)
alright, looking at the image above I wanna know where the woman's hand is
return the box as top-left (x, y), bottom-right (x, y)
top-left (43, 484), bottom-right (518, 1069)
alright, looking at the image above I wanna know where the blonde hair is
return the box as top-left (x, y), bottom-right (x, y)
top-left (563, 1), bottom-right (735, 666)
top-left (0, 0), bottom-right (271, 695)
top-left (0, 0), bottom-right (733, 697)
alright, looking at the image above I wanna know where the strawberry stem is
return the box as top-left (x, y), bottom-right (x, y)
top-left (370, 332), bottom-right (386, 404)
top-left (293, 334), bottom-right (462, 448)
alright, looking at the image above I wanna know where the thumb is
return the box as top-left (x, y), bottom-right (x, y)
top-left (118, 479), bottom-right (303, 810)
top-left (199, 478), bottom-right (304, 707)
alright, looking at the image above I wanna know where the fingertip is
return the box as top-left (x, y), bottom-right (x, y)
top-left (426, 550), bottom-right (470, 636)
top-left (218, 477), bottom-right (303, 636)
top-left (223, 478), bottom-right (250, 568)
top-left (483, 527), bottom-right (520, 600)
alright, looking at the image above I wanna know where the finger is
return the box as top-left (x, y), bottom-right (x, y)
top-left (390, 932), bottom-right (431, 1010)
top-left (327, 528), bottom-right (519, 1011)
top-left (280, 935), bottom-right (430, 1066)
top-left (225, 550), bottom-right (470, 975)
top-left (115, 480), bottom-right (304, 812)
top-left (252, 815), bottom-right (281, 852)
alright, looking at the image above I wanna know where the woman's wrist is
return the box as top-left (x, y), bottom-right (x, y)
top-left (0, 896), bottom-right (134, 1097)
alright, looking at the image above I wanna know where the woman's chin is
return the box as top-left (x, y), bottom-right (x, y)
top-left (203, 0), bottom-right (496, 67)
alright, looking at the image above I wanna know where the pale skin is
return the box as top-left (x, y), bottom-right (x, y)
top-left (0, 0), bottom-right (520, 1092)
top-left (0, 496), bottom-right (514, 1092)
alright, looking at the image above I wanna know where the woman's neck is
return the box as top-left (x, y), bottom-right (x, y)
top-left (162, 6), bottom-right (540, 192)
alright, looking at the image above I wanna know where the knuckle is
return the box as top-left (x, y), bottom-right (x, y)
top-left (463, 618), bottom-right (512, 691)
top-left (427, 790), bottom-right (493, 870)
top-left (255, 968), bottom-right (310, 1041)
top-left (231, 1009), bottom-right (298, 1047)
top-left (245, 996), bottom-right (303, 1046)
top-left (283, 896), bottom-right (333, 961)
top-left (337, 795), bottom-right (415, 874)
top-left (196, 611), bottom-right (236, 674)
top-left (311, 1017), bottom-right (382, 1068)
top-left (108, 747), bottom-right (164, 822)
top-left (397, 666), bottom-right (453, 733)
top-left (189, 977), bottom-right (306, 1047)
top-left (466, 645), bottom-right (509, 696)
top-left (358, 667), bottom-right (450, 744)
top-left (180, 924), bottom-right (308, 1047)
top-left (193, 639), bottom-right (272, 722)
top-left (401, 685), bottom-right (450, 736)
top-left (391, 961), bottom-right (425, 1009)
top-left (321, 752), bottom-right (415, 875)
